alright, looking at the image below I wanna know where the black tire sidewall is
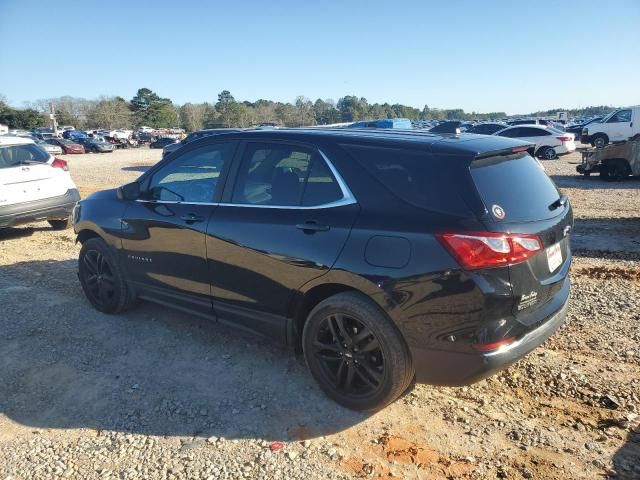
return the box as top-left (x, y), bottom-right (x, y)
top-left (78, 238), bottom-right (132, 314)
top-left (48, 216), bottom-right (71, 230)
top-left (302, 292), bottom-right (413, 411)
top-left (538, 147), bottom-right (556, 160)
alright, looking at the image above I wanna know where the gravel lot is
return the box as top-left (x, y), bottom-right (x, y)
top-left (0, 147), bottom-right (639, 480)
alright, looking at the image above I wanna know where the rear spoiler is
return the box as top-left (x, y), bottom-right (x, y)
top-left (473, 144), bottom-right (536, 161)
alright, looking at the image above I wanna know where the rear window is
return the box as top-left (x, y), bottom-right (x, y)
top-left (0, 143), bottom-right (50, 168)
top-left (470, 153), bottom-right (561, 222)
top-left (340, 144), bottom-right (471, 216)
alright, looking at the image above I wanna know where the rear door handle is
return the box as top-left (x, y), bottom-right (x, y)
top-left (180, 213), bottom-right (205, 223)
top-left (296, 221), bottom-right (330, 233)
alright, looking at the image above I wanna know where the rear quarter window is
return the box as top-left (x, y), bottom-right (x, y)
top-left (470, 153), bottom-right (561, 222)
top-left (340, 144), bottom-right (471, 216)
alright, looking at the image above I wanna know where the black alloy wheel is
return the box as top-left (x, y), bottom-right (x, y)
top-left (303, 292), bottom-right (414, 411)
top-left (78, 238), bottom-right (136, 313)
top-left (81, 248), bottom-right (116, 309)
top-left (312, 313), bottom-right (385, 396)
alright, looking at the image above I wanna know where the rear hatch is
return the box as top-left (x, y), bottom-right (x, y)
top-left (0, 143), bottom-right (68, 205)
top-left (468, 151), bottom-right (573, 323)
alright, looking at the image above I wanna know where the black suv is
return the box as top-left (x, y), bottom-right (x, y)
top-left (73, 129), bottom-right (572, 411)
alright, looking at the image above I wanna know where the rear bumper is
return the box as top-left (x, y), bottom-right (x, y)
top-left (411, 280), bottom-right (569, 386)
top-left (0, 189), bottom-right (80, 228)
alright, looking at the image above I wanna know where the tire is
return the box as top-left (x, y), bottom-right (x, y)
top-left (78, 237), bottom-right (136, 314)
top-left (302, 291), bottom-right (414, 411)
top-left (48, 216), bottom-right (72, 230)
top-left (592, 135), bottom-right (608, 149)
top-left (537, 146), bottom-right (557, 160)
top-left (601, 160), bottom-right (629, 182)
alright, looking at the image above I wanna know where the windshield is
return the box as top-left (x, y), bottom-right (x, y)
top-left (600, 110), bottom-right (617, 123)
top-left (0, 143), bottom-right (50, 168)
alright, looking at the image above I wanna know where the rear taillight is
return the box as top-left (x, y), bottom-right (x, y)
top-left (51, 158), bottom-right (69, 171)
top-left (556, 136), bottom-right (571, 142)
top-left (435, 231), bottom-right (543, 269)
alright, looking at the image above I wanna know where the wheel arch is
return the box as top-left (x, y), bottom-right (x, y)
top-left (288, 273), bottom-right (390, 351)
top-left (76, 228), bottom-right (101, 244)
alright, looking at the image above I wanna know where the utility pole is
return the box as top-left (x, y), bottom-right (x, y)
top-left (50, 102), bottom-right (58, 136)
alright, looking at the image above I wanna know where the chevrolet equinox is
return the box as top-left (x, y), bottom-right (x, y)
top-left (73, 128), bottom-right (572, 411)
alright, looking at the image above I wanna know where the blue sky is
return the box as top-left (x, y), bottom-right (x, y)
top-left (1, 0), bottom-right (639, 114)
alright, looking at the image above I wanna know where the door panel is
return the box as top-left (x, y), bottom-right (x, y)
top-left (118, 141), bottom-right (237, 316)
top-left (206, 204), bottom-right (359, 340)
top-left (205, 140), bottom-right (359, 341)
top-left (121, 202), bottom-right (216, 314)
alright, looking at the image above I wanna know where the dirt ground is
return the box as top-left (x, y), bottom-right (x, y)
top-left (0, 147), bottom-right (638, 480)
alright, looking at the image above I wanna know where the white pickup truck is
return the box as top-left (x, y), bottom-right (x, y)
top-left (581, 105), bottom-right (640, 148)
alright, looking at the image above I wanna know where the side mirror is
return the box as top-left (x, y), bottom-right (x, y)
top-left (117, 181), bottom-right (141, 201)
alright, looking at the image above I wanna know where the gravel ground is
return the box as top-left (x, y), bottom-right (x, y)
top-left (0, 147), bottom-right (638, 480)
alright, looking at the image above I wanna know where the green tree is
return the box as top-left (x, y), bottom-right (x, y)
top-left (130, 88), bottom-right (175, 127)
top-left (337, 96), bottom-right (369, 122)
top-left (0, 108), bottom-right (45, 129)
top-left (86, 97), bottom-right (132, 129)
top-left (215, 90), bottom-right (240, 127)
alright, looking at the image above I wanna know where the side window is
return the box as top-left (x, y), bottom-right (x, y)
top-left (608, 109), bottom-right (632, 123)
top-left (522, 127), bottom-right (549, 137)
top-left (302, 155), bottom-right (343, 206)
top-left (147, 142), bottom-right (234, 203)
top-left (500, 128), bottom-right (519, 137)
top-left (231, 143), bottom-right (343, 207)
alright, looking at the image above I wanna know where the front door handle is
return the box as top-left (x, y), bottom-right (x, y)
top-left (180, 213), bottom-right (205, 223)
top-left (296, 221), bottom-right (330, 233)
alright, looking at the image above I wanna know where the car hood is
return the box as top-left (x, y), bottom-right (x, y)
top-left (84, 188), bottom-right (118, 201)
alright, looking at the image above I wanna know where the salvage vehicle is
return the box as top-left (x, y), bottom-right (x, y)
top-left (581, 106), bottom-right (640, 148)
top-left (46, 138), bottom-right (85, 154)
top-left (494, 125), bottom-right (575, 160)
top-left (150, 137), bottom-right (178, 149)
top-left (75, 137), bottom-right (114, 153)
top-left (566, 116), bottom-right (602, 139)
top-left (162, 128), bottom-right (241, 158)
top-left (73, 129), bottom-right (573, 411)
top-left (36, 139), bottom-right (63, 155)
top-left (577, 134), bottom-right (640, 181)
top-left (0, 136), bottom-right (79, 229)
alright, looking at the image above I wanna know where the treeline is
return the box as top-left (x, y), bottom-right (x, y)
top-left (0, 89), bottom-right (617, 131)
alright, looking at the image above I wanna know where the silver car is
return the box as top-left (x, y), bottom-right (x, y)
top-left (36, 140), bottom-right (63, 155)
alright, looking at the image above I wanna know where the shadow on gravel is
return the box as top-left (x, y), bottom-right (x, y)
top-left (612, 429), bottom-right (640, 479)
top-left (551, 173), bottom-right (640, 190)
top-left (0, 225), bottom-right (53, 241)
top-left (0, 259), bottom-right (367, 442)
top-left (571, 218), bottom-right (640, 257)
top-left (121, 165), bottom-right (152, 173)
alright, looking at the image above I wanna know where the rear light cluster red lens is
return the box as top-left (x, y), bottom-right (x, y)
top-left (51, 158), bottom-right (69, 171)
top-left (436, 231), bottom-right (543, 269)
top-left (556, 136), bottom-right (572, 142)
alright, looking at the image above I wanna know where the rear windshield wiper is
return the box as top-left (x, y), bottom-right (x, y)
top-left (548, 194), bottom-right (568, 211)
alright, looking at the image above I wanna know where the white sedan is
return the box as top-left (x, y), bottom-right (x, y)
top-left (493, 125), bottom-right (576, 160)
top-left (0, 136), bottom-right (80, 229)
